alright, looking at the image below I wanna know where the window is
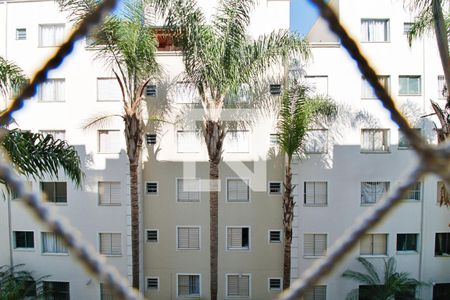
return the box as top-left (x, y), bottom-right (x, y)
top-left (40, 130), bottom-right (66, 140)
top-left (177, 179), bottom-right (200, 202)
top-left (146, 229), bottom-right (158, 243)
top-left (172, 82), bottom-right (199, 104)
top-left (237, 83), bottom-right (251, 103)
top-left (98, 130), bottom-right (121, 153)
top-left (146, 277), bottom-right (159, 290)
top-left (360, 234), bottom-right (388, 255)
top-left (304, 182), bottom-right (327, 206)
top-left (305, 76), bottom-right (328, 96)
top-left (361, 19), bottom-right (389, 42)
top-left (269, 84), bottom-right (281, 95)
top-left (98, 182), bottom-right (121, 205)
top-left (305, 129), bottom-right (328, 154)
top-left (42, 281), bottom-right (70, 300)
top-left (42, 232), bottom-right (68, 254)
top-left (268, 278), bottom-right (281, 291)
top-left (227, 274), bottom-right (250, 297)
top-left (146, 84), bottom-right (157, 97)
top-left (41, 182), bottom-right (67, 203)
top-left (146, 133), bottom-right (157, 145)
top-left (438, 75), bottom-right (448, 99)
top-left (145, 182), bottom-right (158, 195)
top-left (177, 226), bottom-right (200, 250)
top-left (403, 22), bottom-right (413, 35)
top-left (16, 28), bottom-right (26, 40)
top-left (269, 230), bottom-right (281, 243)
top-left (399, 76), bottom-right (421, 95)
top-left (403, 182), bottom-right (421, 201)
top-left (177, 131), bottom-right (200, 153)
top-left (268, 182), bottom-right (282, 195)
top-left (10, 181), bottom-right (32, 199)
top-left (304, 285), bottom-right (327, 300)
top-left (433, 283), bottom-right (450, 300)
top-left (177, 274), bottom-right (200, 297)
top-left (361, 182), bottom-right (389, 204)
top-left (361, 129), bottom-right (390, 152)
top-left (437, 181), bottom-right (449, 205)
top-left (398, 128), bottom-right (421, 149)
top-left (395, 285), bottom-right (416, 300)
top-left (97, 78), bottom-right (121, 101)
top-left (14, 231), bottom-right (34, 249)
top-left (99, 233), bottom-right (122, 256)
top-left (397, 233), bottom-right (418, 252)
top-left (39, 24), bottom-right (65, 47)
top-left (361, 76), bottom-right (390, 99)
top-left (225, 131), bottom-right (249, 153)
top-left (227, 227), bottom-right (250, 250)
top-left (270, 133), bottom-right (279, 147)
top-left (227, 179), bottom-right (249, 202)
top-left (100, 283), bottom-right (115, 300)
top-left (304, 234), bottom-right (327, 257)
top-left (435, 233), bottom-right (450, 256)
top-left (38, 79), bottom-right (65, 102)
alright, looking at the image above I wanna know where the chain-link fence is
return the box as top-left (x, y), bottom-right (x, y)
top-left (2, 0), bottom-right (448, 299)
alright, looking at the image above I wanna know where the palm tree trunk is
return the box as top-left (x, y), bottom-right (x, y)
top-left (124, 112), bottom-right (144, 290)
top-left (282, 156), bottom-right (294, 290)
top-left (204, 120), bottom-right (224, 300)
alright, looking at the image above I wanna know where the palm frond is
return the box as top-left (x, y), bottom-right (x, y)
top-left (1, 129), bottom-right (83, 186)
top-left (0, 56), bottom-right (28, 100)
top-left (358, 257), bottom-right (382, 284)
top-left (82, 113), bottom-right (122, 130)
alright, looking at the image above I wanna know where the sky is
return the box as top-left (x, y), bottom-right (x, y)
top-left (290, 0), bottom-right (329, 35)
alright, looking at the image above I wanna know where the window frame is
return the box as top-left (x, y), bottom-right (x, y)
top-left (396, 233), bottom-right (419, 253)
top-left (226, 178), bottom-right (250, 203)
top-left (98, 181), bottom-right (121, 206)
top-left (402, 181), bottom-right (421, 201)
top-left (41, 232), bottom-right (68, 255)
top-left (360, 18), bottom-right (390, 42)
top-left (145, 181), bottom-right (159, 196)
top-left (224, 130), bottom-right (250, 153)
top-left (176, 226), bottom-right (201, 251)
top-left (269, 84), bottom-right (281, 95)
top-left (96, 77), bottom-right (122, 102)
top-left (176, 273), bottom-right (201, 298)
top-left (38, 23), bottom-right (65, 47)
top-left (146, 84), bottom-right (157, 97)
top-left (361, 181), bottom-right (390, 205)
top-left (304, 181), bottom-right (328, 206)
top-left (267, 277), bottom-right (282, 292)
top-left (98, 129), bottom-right (121, 154)
top-left (399, 75), bottom-right (422, 96)
top-left (225, 273), bottom-right (251, 298)
top-left (268, 230), bottom-right (282, 244)
top-left (13, 231), bottom-right (35, 250)
top-left (360, 233), bottom-right (388, 256)
top-left (98, 232), bottom-right (122, 256)
top-left (304, 129), bottom-right (328, 154)
top-left (226, 226), bottom-right (251, 251)
top-left (304, 285), bottom-right (327, 300)
top-left (146, 276), bottom-right (160, 291)
top-left (304, 75), bottom-right (329, 96)
top-left (16, 28), bottom-right (26, 40)
top-left (268, 181), bottom-right (282, 196)
top-left (361, 129), bottom-right (390, 153)
top-left (361, 76), bottom-right (390, 99)
top-left (303, 233), bottom-right (328, 257)
top-left (176, 178), bottom-right (201, 202)
top-left (146, 133), bottom-right (157, 145)
top-left (435, 232), bottom-right (450, 256)
top-left (146, 229), bottom-right (159, 243)
top-left (40, 181), bottom-right (67, 204)
top-left (438, 75), bottom-right (448, 100)
top-left (38, 78), bottom-right (65, 102)
top-left (42, 281), bottom-right (70, 299)
top-left (176, 130), bottom-right (201, 153)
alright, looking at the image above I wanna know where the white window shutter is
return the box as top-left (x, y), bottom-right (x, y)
top-left (99, 182), bottom-right (110, 204)
top-left (239, 275), bottom-right (250, 297)
top-left (100, 233), bottom-right (111, 254)
top-left (373, 234), bottom-right (387, 255)
top-left (315, 234), bottom-right (327, 256)
top-left (110, 182), bottom-right (121, 204)
top-left (178, 228), bottom-right (189, 249)
top-left (228, 228), bottom-right (242, 249)
top-left (178, 275), bottom-right (189, 295)
top-left (315, 182), bottom-right (327, 205)
top-left (360, 234), bottom-right (372, 255)
top-left (188, 228), bottom-right (199, 249)
top-left (110, 233), bottom-right (121, 255)
top-left (304, 234), bottom-right (314, 256)
top-left (227, 275), bottom-right (239, 296)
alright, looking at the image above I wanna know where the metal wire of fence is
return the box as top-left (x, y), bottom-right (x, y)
top-left (2, 0), bottom-right (449, 300)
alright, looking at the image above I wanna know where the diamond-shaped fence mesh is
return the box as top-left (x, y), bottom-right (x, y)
top-left (1, 0), bottom-right (448, 300)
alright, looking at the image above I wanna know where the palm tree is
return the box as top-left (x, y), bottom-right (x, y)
top-left (342, 257), bottom-right (422, 300)
top-left (276, 85), bottom-right (336, 289)
top-left (154, 1), bottom-right (310, 298)
top-left (0, 264), bottom-right (49, 300)
top-left (0, 56), bottom-right (82, 185)
top-left (57, 0), bottom-right (159, 289)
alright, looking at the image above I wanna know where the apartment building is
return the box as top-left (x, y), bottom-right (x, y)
top-left (291, 0), bottom-right (450, 299)
top-left (0, 0), bottom-right (131, 299)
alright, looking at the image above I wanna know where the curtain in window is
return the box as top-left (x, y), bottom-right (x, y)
top-left (40, 25), bottom-right (54, 47)
top-left (361, 20), bottom-right (387, 42)
top-left (42, 232), bottom-right (68, 253)
top-left (361, 182), bottom-right (388, 203)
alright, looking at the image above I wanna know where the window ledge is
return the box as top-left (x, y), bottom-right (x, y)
top-left (13, 248), bottom-right (35, 252)
top-left (38, 100), bottom-right (65, 103)
top-left (360, 150), bottom-right (391, 154)
top-left (176, 248), bottom-right (200, 251)
top-left (361, 203), bottom-right (376, 206)
top-left (47, 202), bottom-right (68, 206)
top-left (41, 252), bottom-right (69, 256)
top-left (435, 254), bottom-right (450, 257)
top-left (359, 255), bottom-right (388, 258)
top-left (396, 251), bottom-right (419, 255)
top-left (360, 41), bottom-right (391, 43)
top-left (303, 255), bottom-right (326, 259)
top-left (398, 94), bottom-right (422, 97)
top-left (101, 254), bottom-right (122, 257)
top-left (227, 248), bottom-right (250, 251)
top-left (98, 203), bottom-right (122, 206)
top-left (268, 193), bottom-right (282, 196)
top-left (304, 204), bottom-right (328, 207)
top-left (226, 200), bottom-right (250, 203)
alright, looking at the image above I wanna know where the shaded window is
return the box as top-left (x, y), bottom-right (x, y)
top-left (361, 182), bottom-right (389, 204)
top-left (361, 129), bottom-right (390, 152)
top-left (397, 233), bottom-right (418, 252)
top-left (304, 234), bottom-right (327, 257)
top-left (177, 274), bottom-right (200, 297)
top-left (399, 76), bottom-right (421, 95)
top-left (227, 227), bottom-right (250, 250)
top-left (360, 234), bottom-right (387, 255)
top-left (14, 231), bottom-right (34, 248)
top-left (435, 233), bottom-right (450, 256)
top-left (41, 182), bottom-right (67, 203)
